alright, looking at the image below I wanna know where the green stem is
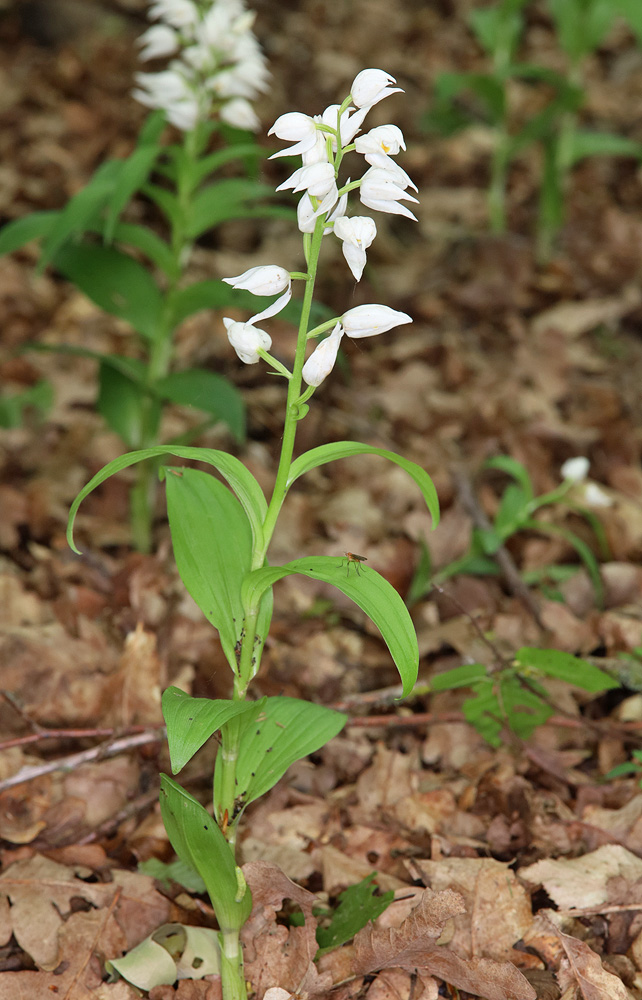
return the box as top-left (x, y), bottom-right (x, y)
top-left (220, 929), bottom-right (248, 1000)
top-left (214, 215), bottom-right (328, 856)
top-left (129, 127), bottom-right (201, 552)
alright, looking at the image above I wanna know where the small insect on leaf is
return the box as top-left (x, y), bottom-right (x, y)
top-left (343, 551), bottom-right (367, 577)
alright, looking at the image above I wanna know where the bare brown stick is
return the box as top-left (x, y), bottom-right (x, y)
top-left (451, 464), bottom-right (544, 627)
top-left (0, 729), bottom-right (165, 793)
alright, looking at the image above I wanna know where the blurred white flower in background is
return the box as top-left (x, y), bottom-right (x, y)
top-left (134, 0), bottom-right (269, 131)
top-left (561, 456), bottom-right (590, 483)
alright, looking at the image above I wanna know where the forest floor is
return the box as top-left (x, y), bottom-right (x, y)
top-left (1, 1), bottom-right (642, 998)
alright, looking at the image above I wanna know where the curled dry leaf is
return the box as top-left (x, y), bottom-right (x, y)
top-left (241, 861), bottom-right (332, 1000)
top-left (551, 918), bottom-right (632, 1000)
top-left (353, 887), bottom-right (536, 1000)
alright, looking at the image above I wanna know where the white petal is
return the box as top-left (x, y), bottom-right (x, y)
top-left (350, 68), bottom-right (402, 109)
top-left (223, 318), bottom-right (272, 364)
top-left (302, 323), bottom-right (344, 386)
top-left (342, 304), bottom-right (412, 338)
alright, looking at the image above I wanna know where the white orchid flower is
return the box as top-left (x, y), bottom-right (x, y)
top-left (276, 162), bottom-right (337, 197)
top-left (138, 24), bottom-right (179, 61)
top-left (355, 124), bottom-right (406, 162)
top-left (359, 166), bottom-right (418, 221)
top-left (350, 68), bottom-right (402, 109)
top-left (220, 97), bottom-right (260, 130)
top-left (342, 304), bottom-right (412, 338)
top-left (134, 0), bottom-right (268, 131)
top-left (223, 265), bottom-right (293, 324)
top-left (148, 0), bottom-right (200, 28)
top-left (333, 216), bottom-right (376, 281)
top-left (561, 457), bottom-right (590, 483)
top-left (268, 112), bottom-right (318, 158)
top-left (302, 323), bottom-right (344, 387)
top-left (296, 181), bottom-right (344, 234)
top-left (223, 318), bottom-right (272, 364)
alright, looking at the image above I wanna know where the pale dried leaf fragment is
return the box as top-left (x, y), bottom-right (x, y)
top-left (552, 919), bottom-right (631, 1000)
top-left (353, 887), bottom-right (536, 1000)
top-left (519, 844), bottom-right (642, 910)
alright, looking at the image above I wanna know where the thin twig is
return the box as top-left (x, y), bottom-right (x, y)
top-left (0, 729), bottom-right (165, 793)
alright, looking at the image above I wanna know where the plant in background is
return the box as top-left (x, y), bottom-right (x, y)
top-left (0, 0), bottom-right (293, 552)
top-left (430, 645), bottom-right (619, 748)
top-left (424, 0), bottom-right (642, 256)
top-left (68, 68), bottom-right (440, 999)
top-left (425, 455), bottom-right (610, 605)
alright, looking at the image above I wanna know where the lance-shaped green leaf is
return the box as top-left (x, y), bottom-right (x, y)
top-left (214, 696), bottom-right (347, 806)
top-left (242, 556), bottom-right (419, 696)
top-left (52, 242), bottom-right (163, 342)
top-left (0, 211), bottom-right (59, 255)
top-left (39, 159), bottom-right (124, 268)
top-left (515, 647), bottom-right (619, 693)
top-left (165, 468), bottom-right (272, 670)
top-left (287, 443), bottom-right (439, 529)
top-left (156, 369), bottom-right (245, 443)
top-left (67, 445), bottom-right (267, 555)
top-left (162, 687), bottom-right (266, 773)
top-left (160, 775), bottom-right (252, 932)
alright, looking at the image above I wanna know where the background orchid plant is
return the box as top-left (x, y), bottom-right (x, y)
top-left (68, 68), bottom-right (440, 1000)
top-left (0, 0), bottom-right (289, 553)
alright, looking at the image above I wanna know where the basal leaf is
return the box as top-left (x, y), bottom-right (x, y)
top-left (159, 775), bottom-right (252, 932)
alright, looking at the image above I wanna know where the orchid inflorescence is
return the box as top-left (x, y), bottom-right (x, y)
top-left (223, 68), bottom-right (417, 391)
top-left (134, 0), bottom-right (269, 131)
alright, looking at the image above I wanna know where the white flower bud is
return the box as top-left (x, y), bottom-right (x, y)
top-left (223, 266), bottom-right (291, 297)
top-left (342, 304), bottom-right (411, 338)
top-left (223, 318), bottom-right (271, 364)
top-left (333, 216), bottom-right (377, 281)
top-left (302, 323), bottom-right (344, 387)
top-left (350, 68), bottom-right (402, 109)
top-left (561, 457), bottom-right (590, 483)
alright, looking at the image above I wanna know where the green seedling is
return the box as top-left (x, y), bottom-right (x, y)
top-left (431, 645), bottom-right (618, 747)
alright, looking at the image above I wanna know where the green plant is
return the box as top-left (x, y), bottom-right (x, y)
top-left (68, 68), bottom-right (439, 1000)
top-left (0, 0), bottom-right (294, 553)
top-left (431, 645), bottom-right (618, 747)
top-left (424, 0), bottom-right (642, 256)
top-left (0, 379), bottom-right (52, 429)
top-left (434, 455), bottom-right (609, 606)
